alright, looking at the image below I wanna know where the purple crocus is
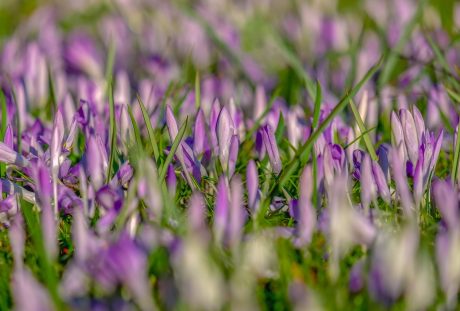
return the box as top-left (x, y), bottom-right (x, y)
top-left (193, 108), bottom-right (208, 157)
top-left (217, 106), bottom-right (235, 172)
top-left (296, 165), bottom-right (316, 245)
top-left (261, 124), bottom-right (281, 174)
top-left (228, 175), bottom-right (246, 247)
top-left (214, 176), bottom-right (229, 244)
top-left (246, 160), bottom-right (260, 213)
top-left (227, 135), bottom-right (239, 177)
top-left (0, 142), bottom-right (29, 167)
top-left (360, 154), bottom-right (377, 209)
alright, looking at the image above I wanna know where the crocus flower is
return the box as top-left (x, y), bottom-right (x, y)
top-left (295, 165), bottom-right (316, 246)
top-left (188, 192), bottom-right (208, 240)
top-left (369, 225), bottom-right (419, 305)
top-left (261, 124), bottom-right (281, 174)
top-left (360, 154), bottom-right (377, 209)
top-left (51, 109), bottom-right (64, 216)
top-left (214, 176), bottom-right (229, 244)
top-left (246, 160), bottom-right (259, 213)
top-left (227, 135), bottom-right (239, 177)
top-left (0, 142), bottom-right (29, 167)
top-left (327, 173), bottom-right (376, 279)
top-left (228, 175), bottom-right (246, 248)
top-left (389, 145), bottom-right (414, 215)
top-left (217, 106), bottom-right (235, 172)
top-left (36, 163), bottom-right (57, 258)
top-left (194, 108), bottom-right (208, 157)
top-left (323, 143), bottom-right (346, 186)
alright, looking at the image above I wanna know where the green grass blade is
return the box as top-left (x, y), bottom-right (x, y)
top-left (446, 87), bottom-right (460, 103)
top-left (137, 94), bottom-right (160, 163)
top-left (104, 40), bottom-right (116, 90)
top-left (453, 126), bottom-right (460, 184)
top-left (349, 99), bottom-right (378, 161)
top-left (106, 80), bottom-right (117, 183)
top-left (312, 80), bottom-right (322, 129)
top-left (20, 198), bottom-right (62, 310)
top-left (195, 70), bottom-right (201, 109)
top-left (8, 85), bottom-right (21, 152)
top-left (158, 117), bottom-right (188, 181)
top-left (127, 104), bottom-right (143, 151)
top-left (344, 126), bottom-right (377, 149)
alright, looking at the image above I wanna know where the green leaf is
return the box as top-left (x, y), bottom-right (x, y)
top-left (195, 70), bottom-right (201, 109)
top-left (106, 80), bottom-right (117, 183)
top-left (158, 117), bottom-right (188, 182)
top-left (20, 198), bottom-right (63, 310)
top-left (453, 126), bottom-right (460, 184)
top-left (349, 99), bottom-right (378, 161)
top-left (312, 80), bottom-right (322, 129)
top-left (127, 104), bottom-right (143, 152)
top-left (137, 94), bottom-right (160, 163)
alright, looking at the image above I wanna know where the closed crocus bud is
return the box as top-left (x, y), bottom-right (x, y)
top-left (352, 149), bottom-right (365, 180)
top-left (165, 104), bottom-right (179, 141)
top-left (37, 164), bottom-right (57, 259)
top-left (4, 125), bottom-right (13, 149)
top-left (430, 130), bottom-right (443, 175)
top-left (371, 162), bottom-right (391, 203)
top-left (389, 145), bottom-right (414, 216)
top-left (12, 267), bottom-right (54, 311)
top-left (400, 109), bottom-right (419, 164)
top-left (194, 108), bottom-right (208, 156)
top-left (63, 119), bottom-right (78, 152)
top-left (228, 175), bottom-right (246, 247)
top-left (209, 99), bottom-right (221, 154)
top-left (328, 174), bottom-right (375, 279)
top-left (73, 205), bottom-right (97, 262)
top-left (254, 85), bottom-right (266, 120)
top-left (214, 176), bottom-right (229, 244)
top-left (324, 144), bottom-right (346, 185)
top-left (377, 144), bottom-right (391, 181)
top-left (246, 160), bottom-right (259, 213)
top-left (261, 124), bottom-right (281, 174)
top-left (361, 154), bottom-right (376, 209)
top-left (0, 141), bottom-right (28, 167)
top-left (297, 165), bottom-right (316, 245)
top-left (433, 180), bottom-right (458, 229)
top-left (227, 135), bottom-right (239, 177)
top-left (217, 106), bottom-right (235, 172)
top-left (188, 192), bottom-right (207, 238)
top-left (391, 111), bottom-right (406, 161)
top-left (436, 228), bottom-right (460, 307)
top-left (0, 179), bottom-right (36, 204)
top-left (51, 109), bottom-right (65, 215)
top-left (85, 135), bottom-right (105, 190)
top-left (166, 164), bottom-right (177, 195)
top-left (413, 150), bottom-right (424, 207)
top-left (9, 213), bottom-right (25, 269)
top-left (61, 93), bottom-right (76, 129)
top-left (412, 106), bottom-right (425, 142)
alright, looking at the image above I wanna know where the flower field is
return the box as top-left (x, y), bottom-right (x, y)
top-left (0, 0), bottom-right (460, 310)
